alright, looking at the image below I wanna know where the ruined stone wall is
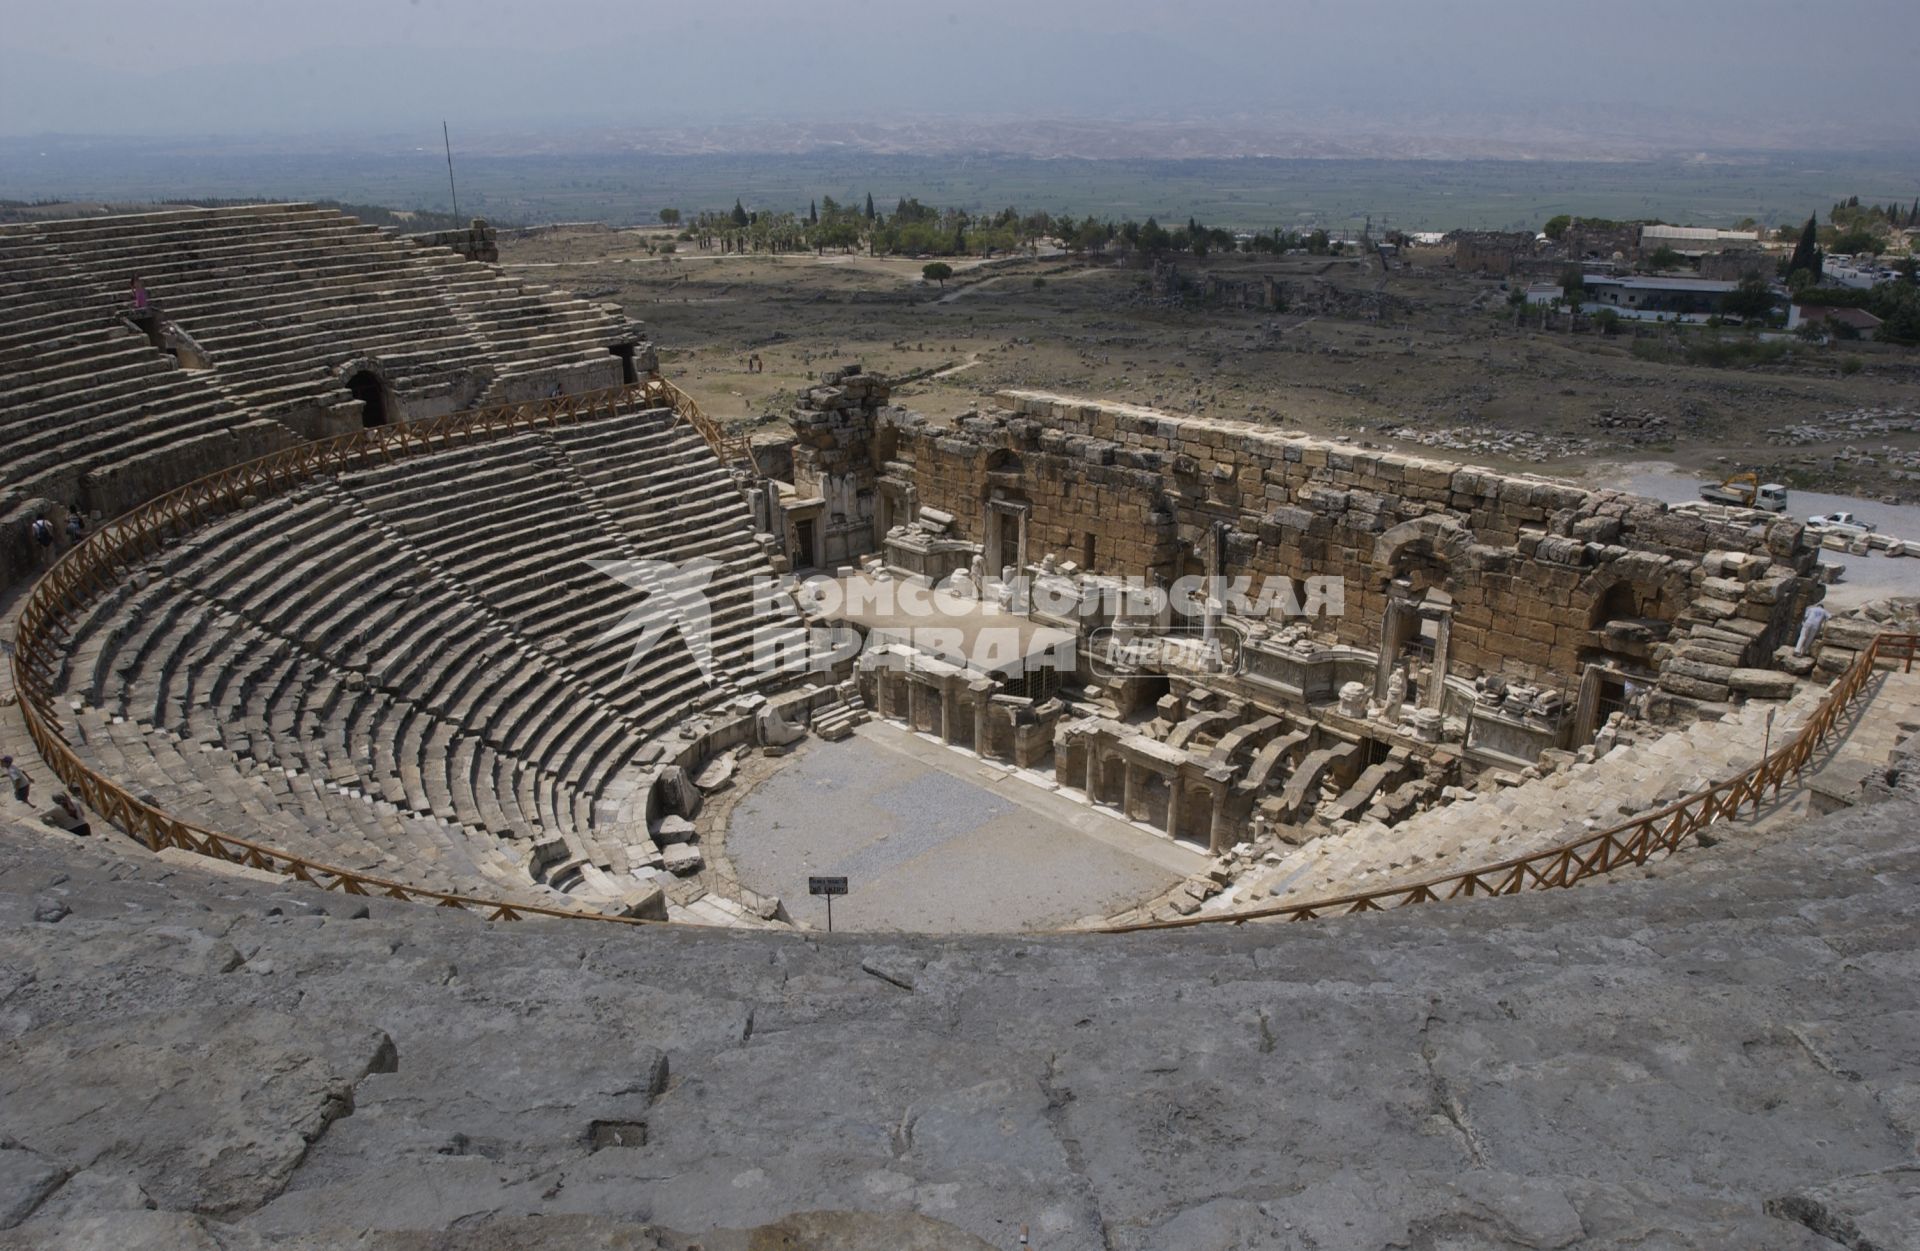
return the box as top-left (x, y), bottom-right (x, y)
top-left (407, 218), bottom-right (500, 263)
top-left (881, 391), bottom-right (1821, 690)
top-left (1143, 259), bottom-right (1284, 310)
top-left (1697, 252), bottom-right (1773, 281)
top-left (1563, 223), bottom-right (1641, 261)
top-left (785, 366), bottom-right (892, 564)
top-left (1450, 231), bottom-right (1539, 275)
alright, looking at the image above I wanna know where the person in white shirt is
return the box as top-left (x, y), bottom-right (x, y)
top-left (1796, 602), bottom-right (1831, 656)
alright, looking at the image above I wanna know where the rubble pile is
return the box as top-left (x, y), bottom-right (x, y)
top-left (1765, 407), bottom-right (1920, 446)
top-left (1382, 423), bottom-right (1600, 462)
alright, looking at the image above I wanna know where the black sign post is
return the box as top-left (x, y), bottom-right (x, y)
top-left (808, 875), bottom-right (848, 932)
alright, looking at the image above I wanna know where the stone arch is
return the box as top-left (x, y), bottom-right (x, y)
top-left (1373, 516), bottom-right (1472, 592)
top-left (1577, 563), bottom-right (1686, 632)
top-left (339, 361), bottom-right (393, 428)
top-left (1587, 580), bottom-right (1647, 630)
top-left (984, 447), bottom-right (1025, 478)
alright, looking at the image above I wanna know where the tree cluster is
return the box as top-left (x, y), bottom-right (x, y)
top-left (668, 192), bottom-right (1360, 262)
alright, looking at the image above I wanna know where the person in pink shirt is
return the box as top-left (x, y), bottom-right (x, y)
top-left (130, 275), bottom-right (150, 312)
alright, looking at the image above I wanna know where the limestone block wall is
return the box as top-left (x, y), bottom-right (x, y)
top-left (1450, 231), bottom-right (1539, 274)
top-left (877, 390), bottom-right (1821, 691)
top-left (785, 366), bottom-right (891, 564)
top-left (406, 218), bottom-right (501, 263)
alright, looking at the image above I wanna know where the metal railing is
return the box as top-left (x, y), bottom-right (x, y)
top-left (9, 377), bottom-right (745, 927)
top-left (1093, 632), bottom-right (1909, 932)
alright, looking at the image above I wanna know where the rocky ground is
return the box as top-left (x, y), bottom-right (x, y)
top-left (503, 228), bottom-right (1920, 497)
top-left (2, 730), bottom-right (1917, 1249)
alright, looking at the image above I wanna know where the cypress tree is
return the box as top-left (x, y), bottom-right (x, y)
top-left (1788, 215), bottom-right (1822, 281)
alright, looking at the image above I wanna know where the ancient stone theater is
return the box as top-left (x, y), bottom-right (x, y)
top-left (2, 205), bottom-right (1916, 1248)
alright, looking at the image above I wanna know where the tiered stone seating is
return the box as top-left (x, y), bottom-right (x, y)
top-left (53, 403), bottom-right (803, 911)
top-left (1235, 686), bottom-right (1830, 908)
top-left (0, 205), bottom-right (635, 424)
top-left (0, 205), bottom-right (644, 588)
top-left (0, 281), bottom-right (291, 535)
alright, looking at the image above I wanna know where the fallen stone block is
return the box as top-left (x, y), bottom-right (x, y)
top-left (1661, 674), bottom-right (1733, 702)
top-left (1727, 668), bottom-right (1797, 699)
top-left (661, 844), bottom-right (703, 875)
top-left (654, 815), bottom-right (697, 845)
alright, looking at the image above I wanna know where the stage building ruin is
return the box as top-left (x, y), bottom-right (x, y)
top-left (766, 367), bottom-right (1826, 874)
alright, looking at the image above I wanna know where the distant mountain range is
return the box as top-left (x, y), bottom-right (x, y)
top-left (6, 110), bottom-right (1915, 166)
top-left (567, 113), bottom-right (1909, 163)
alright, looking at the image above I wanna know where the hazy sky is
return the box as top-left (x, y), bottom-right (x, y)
top-left (3, 0), bottom-right (1918, 146)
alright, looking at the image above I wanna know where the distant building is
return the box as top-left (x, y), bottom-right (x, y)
top-left (1824, 257), bottom-right (1903, 290)
top-left (1787, 301), bottom-right (1883, 334)
top-left (1577, 274), bottom-right (1749, 320)
top-left (1523, 282), bottom-right (1564, 306)
top-left (1640, 225), bottom-right (1763, 257)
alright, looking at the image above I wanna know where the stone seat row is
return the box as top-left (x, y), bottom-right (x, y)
top-left (62, 539), bottom-right (649, 894)
top-left (50, 402), bottom-right (798, 905)
top-left (334, 415), bottom-right (802, 721)
top-left (64, 702), bottom-right (562, 903)
top-left (0, 224), bottom-right (422, 337)
top-left (164, 492), bottom-right (656, 807)
top-left (0, 206), bottom-right (635, 456)
top-left (0, 323), bottom-right (290, 520)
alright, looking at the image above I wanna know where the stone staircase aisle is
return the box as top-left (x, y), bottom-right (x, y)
top-left (811, 688), bottom-right (870, 742)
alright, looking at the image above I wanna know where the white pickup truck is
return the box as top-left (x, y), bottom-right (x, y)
top-left (1808, 511), bottom-right (1875, 532)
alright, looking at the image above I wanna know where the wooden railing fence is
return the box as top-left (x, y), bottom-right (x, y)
top-left (1094, 632), bottom-right (1909, 932)
top-left (5, 367), bottom-right (1900, 934)
top-left (8, 377), bottom-right (745, 926)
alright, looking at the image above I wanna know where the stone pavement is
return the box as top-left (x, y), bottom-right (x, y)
top-left (725, 720), bottom-right (1198, 932)
top-left (3, 735), bottom-right (1920, 1248)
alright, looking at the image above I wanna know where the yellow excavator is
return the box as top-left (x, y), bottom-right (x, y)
top-left (1698, 472), bottom-right (1788, 512)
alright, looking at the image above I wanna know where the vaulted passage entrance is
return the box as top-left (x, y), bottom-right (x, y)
top-left (347, 371), bottom-right (389, 427)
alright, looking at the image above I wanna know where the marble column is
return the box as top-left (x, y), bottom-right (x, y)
top-left (1207, 784), bottom-right (1235, 854)
top-left (1164, 773), bottom-right (1184, 841)
top-left (1376, 599), bottom-right (1408, 699)
top-left (1424, 611), bottom-right (1452, 711)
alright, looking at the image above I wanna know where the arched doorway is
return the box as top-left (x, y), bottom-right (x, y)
top-left (346, 370), bottom-right (389, 427)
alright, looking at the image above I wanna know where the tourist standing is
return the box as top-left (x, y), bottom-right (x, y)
top-left (5, 756), bottom-right (31, 805)
top-left (43, 792), bottom-right (90, 837)
top-left (64, 508), bottom-right (85, 548)
top-left (28, 514), bottom-right (54, 560)
top-left (130, 275), bottom-right (150, 313)
top-left (1796, 601), bottom-right (1831, 656)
